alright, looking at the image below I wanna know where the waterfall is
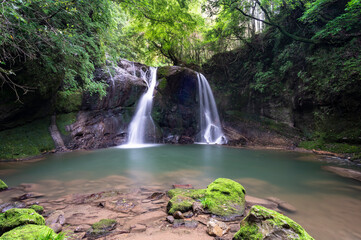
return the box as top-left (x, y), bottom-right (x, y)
top-left (197, 73), bottom-right (227, 144)
top-left (125, 67), bottom-right (158, 147)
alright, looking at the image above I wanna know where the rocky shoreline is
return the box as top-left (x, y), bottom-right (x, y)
top-left (0, 178), bottom-right (313, 240)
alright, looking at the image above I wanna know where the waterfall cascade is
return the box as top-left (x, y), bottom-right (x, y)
top-left (197, 73), bottom-right (227, 144)
top-left (124, 67), bottom-right (158, 147)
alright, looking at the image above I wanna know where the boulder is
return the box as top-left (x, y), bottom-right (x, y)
top-left (206, 218), bottom-right (230, 237)
top-left (29, 205), bottom-right (44, 214)
top-left (204, 178), bottom-right (246, 217)
top-left (0, 180), bottom-right (7, 192)
top-left (0, 224), bottom-right (59, 240)
top-left (49, 223), bottom-right (62, 233)
top-left (153, 66), bottom-right (199, 143)
top-left (45, 210), bottom-right (65, 226)
top-left (167, 178), bottom-right (245, 218)
top-left (85, 218), bottom-right (117, 239)
top-left (233, 205), bottom-right (314, 240)
top-left (0, 208), bottom-right (45, 234)
top-left (167, 195), bottom-right (195, 215)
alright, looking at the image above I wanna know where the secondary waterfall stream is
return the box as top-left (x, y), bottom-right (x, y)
top-left (125, 67), bottom-right (158, 147)
top-left (197, 73), bottom-right (227, 144)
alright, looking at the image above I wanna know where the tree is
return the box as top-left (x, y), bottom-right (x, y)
top-left (205, 0), bottom-right (361, 44)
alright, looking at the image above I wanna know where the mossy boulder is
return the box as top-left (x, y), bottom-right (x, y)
top-left (0, 208), bottom-right (45, 234)
top-left (85, 219), bottom-right (117, 238)
top-left (233, 205), bottom-right (314, 240)
top-left (30, 205), bottom-right (44, 214)
top-left (167, 178), bottom-right (245, 217)
top-left (167, 195), bottom-right (195, 215)
top-left (0, 180), bottom-right (7, 191)
top-left (205, 178), bottom-right (246, 217)
top-left (0, 224), bottom-right (59, 240)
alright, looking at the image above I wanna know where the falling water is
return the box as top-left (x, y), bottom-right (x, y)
top-left (197, 73), bottom-right (227, 144)
top-left (125, 67), bottom-right (158, 147)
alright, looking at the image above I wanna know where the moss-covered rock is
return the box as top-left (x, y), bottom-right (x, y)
top-left (166, 178), bottom-right (245, 217)
top-left (0, 180), bottom-right (7, 191)
top-left (85, 219), bottom-right (117, 238)
top-left (0, 208), bottom-right (45, 234)
top-left (30, 205), bottom-right (44, 214)
top-left (233, 205), bottom-right (314, 240)
top-left (167, 195), bottom-right (195, 215)
top-left (205, 178), bottom-right (246, 217)
top-left (0, 224), bottom-right (60, 240)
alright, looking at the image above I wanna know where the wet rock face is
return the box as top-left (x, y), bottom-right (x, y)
top-left (62, 59), bottom-right (149, 149)
top-left (233, 205), bottom-right (314, 240)
top-left (153, 66), bottom-right (199, 143)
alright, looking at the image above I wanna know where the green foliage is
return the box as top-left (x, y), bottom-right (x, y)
top-left (0, 0), bottom-right (112, 101)
top-left (56, 113), bottom-right (77, 136)
top-left (55, 91), bottom-right (82, 113)
top-left (0, 117), bottom-right (54, 160)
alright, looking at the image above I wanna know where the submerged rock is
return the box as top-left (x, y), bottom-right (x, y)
top-left (0, 180), bottom-right (7, 192)
top-left (0, 208), bottom-right (45, 234)
top-left (0, 224), bottom-right (59, 240)
top-left (233, 205), bottom-right (314, 240)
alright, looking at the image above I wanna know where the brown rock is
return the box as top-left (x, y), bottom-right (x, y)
top-left (246, 195), bottom-right (278, 209)
top-left (266, 197), bottom-right (297, 213)
top-left (173, 211), bottom-right (184, 219)
top-left (172, 184), bottom-right (193, 189)
top-left (206, 218), bottom-right (230, 237)
top-left (74, 224), bottom-right (91, 232)
top-left (192, 201), bottom-right (203, 215)
top-left (50, 223), bottom-right (62, 233)
top-left (131, 224), bottom-right (147, 233)
top-left (322, 166), bottom-right (361, 182)
top-left (46, 210), bottom-right (65, 226)
top-left (166, 215), bottom-right (175, 224)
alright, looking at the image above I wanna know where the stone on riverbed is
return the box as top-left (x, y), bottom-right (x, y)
top-left (206, 218), bottom-right (230, 237)
top-left (0, 208), bottom-right (45, 234)
top-left (85, 218), bottom-right (117, 239)
top-left (0, 180), bottom-right (7, 192)
top-left (233, 205), bottom-right (314, 240)
top-left (0, 224), bottom-right (60, 240)
top-left (167, 178), bottom-right (246, 218)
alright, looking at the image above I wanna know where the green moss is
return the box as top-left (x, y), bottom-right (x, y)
top-left (233, 223), bottom-right (263, 240)
top-left (88, 219), bottom-right (117, 237)
top-left (299, 140), bottom-right (361, 160)
top-left (0, 180), bottom-right (8, 191)
top-left (167, 195), bottom-right (195, 214)
top-left (167, 189), bottom-right (206, 199)
top-left (157, 78), bottom-right (167, 91)
top-left (30, 205), bottom-right (44, 214)
top-left (167, 178), bottom-right (245, 217)
top-left (0, 224), bottom-right (60, 240)
top-left (56, 113), bottom-right (77, 136)
top-left (0, 208), bottom-right (45, 234)
top-left (205, 178), bottom-right (246, 216)
top-left (157, 66), bottom-right (172, 78)
top-left (234, 205), bottom-right (314, 240)
top-left (0, 117), bottom-right (55, 161)
top-left (55, 90), bottom-right (82, 113)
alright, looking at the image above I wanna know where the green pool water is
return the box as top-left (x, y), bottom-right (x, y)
top-left (0, 145), bottom-right (360, 239)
